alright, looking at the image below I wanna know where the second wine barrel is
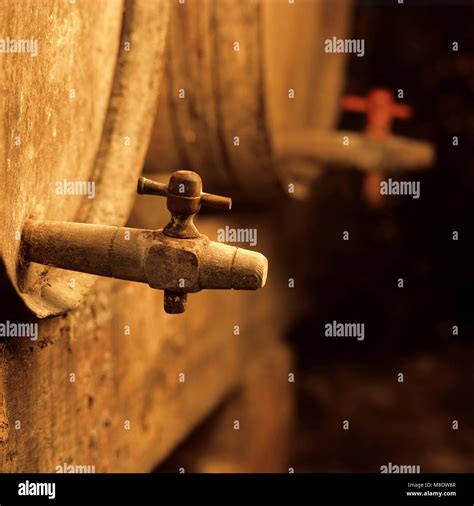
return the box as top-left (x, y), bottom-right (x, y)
top-left (145, 0), bottom-right (353, 200)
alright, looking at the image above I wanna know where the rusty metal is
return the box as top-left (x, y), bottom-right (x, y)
top-left (138, 171), bottom-right (232, 239)
top-left (164, 291), bottom-right (187, 314)
top-left (22, 171), bottom-right (267, 314)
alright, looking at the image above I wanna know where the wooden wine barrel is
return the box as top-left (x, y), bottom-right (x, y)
top-left (0, 1), bottom-right (294, 473)
top-left (145, 0), bottom-right (353, 200)
top-left (0, 0), bottom-right (170, 317)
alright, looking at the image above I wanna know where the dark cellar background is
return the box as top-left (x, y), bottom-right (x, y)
top-left (287, 0), bottom-right (474, 472)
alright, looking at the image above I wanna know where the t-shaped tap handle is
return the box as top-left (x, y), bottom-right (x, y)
top-left (137, 170), bottom-right (232, 239)
top-left (342, 88), bottom-right (413, 140)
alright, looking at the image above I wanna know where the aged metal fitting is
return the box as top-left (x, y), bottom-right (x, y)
top-left (22, 171), bottom-right (267, 314)
top-left (137, 171), bottom-right (231, 238)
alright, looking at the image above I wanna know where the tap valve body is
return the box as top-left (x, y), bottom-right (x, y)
top-left (22, 171), bottom-right (267, 314)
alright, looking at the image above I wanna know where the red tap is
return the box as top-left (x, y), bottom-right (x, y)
top-left (342, 89), bottom-right (413, 205)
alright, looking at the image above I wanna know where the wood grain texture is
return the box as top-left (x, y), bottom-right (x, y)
top-left (0, 0), bottom-right (300, 473)
top-left (159, 342), bottom-right (294, 473)
top-left (0, 212), bottom-right (292, 472)
top-left (0, 0), bottom-right (170, 318)
top-left (145, 0), bottom-right (353, 199)
top-left (267, 0), bottom-right (354, 199)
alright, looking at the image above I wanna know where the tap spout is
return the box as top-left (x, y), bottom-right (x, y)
top-left (21, 220), bottom-right (267, 312)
